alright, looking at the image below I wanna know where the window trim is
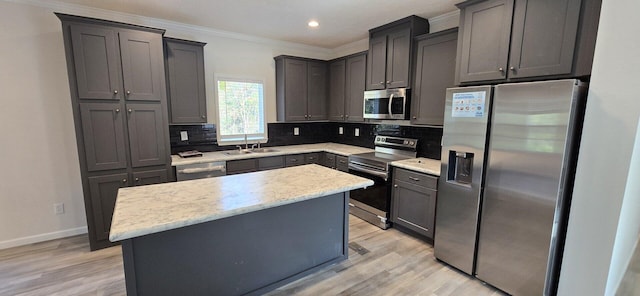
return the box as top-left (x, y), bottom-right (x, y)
top-left (213, 74), bottom-right (267, 146)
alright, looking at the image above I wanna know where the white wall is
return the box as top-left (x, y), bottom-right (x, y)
top-left (558, 0), bottom-right (640, 294)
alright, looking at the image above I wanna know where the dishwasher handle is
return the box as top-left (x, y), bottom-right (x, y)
top-left (177, 165), bottom-right (225, 174)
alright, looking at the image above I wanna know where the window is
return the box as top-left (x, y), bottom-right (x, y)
top-left (215, 77), bottom-right (266, 144)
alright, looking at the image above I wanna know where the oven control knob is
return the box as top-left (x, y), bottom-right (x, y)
top-left (409, 141), bottom-right (415, 146)
top-left (403, 140), bottom-right (408, 145)
top-left (376, 137), bottom-right (380, 141)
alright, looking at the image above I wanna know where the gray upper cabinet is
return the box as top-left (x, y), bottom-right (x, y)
top-left (366, 16), bottom-right (429, 90)
top-left (126, 103), bottom-right (167, 168)
top-left (328, 59), bottom-right (346, 121)
top-left (70, 24), bottom-right (121, 100)
top-left (58, 13), bottom-right (170, 250)
top-left (119, 31), bottom-right (164, 101)
top-left (345, 53), bottom-right (367, 122)
top-left (275, 56), bottom-right (327, 122)
top-left (366, 35), bottom-right (387, 90)
top-left (80, 102), bottom-right (127, 171)
top-left (456, 0), bottom-right (601, 84)
top-left (164, 38), bottom-right (207, 124)
top-left (411, 29), bottom-right (458, 126)
top-left (307, 61), bottom-right (328, 120)
top-left (385, 28), bottom-right (412, 89)
top-left (329, 52), bottom-right (367, 122)
top-left (508, 0), bottom-right (582, 78)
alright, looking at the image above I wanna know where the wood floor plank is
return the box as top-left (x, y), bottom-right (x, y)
top-left (1, 215), bottom-right (504, 296)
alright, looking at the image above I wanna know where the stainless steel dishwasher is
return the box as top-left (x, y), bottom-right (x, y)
top-left (175, 161), bottom-right (226, 181)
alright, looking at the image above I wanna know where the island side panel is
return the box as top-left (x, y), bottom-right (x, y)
top-left (122, 192), bottom-right (349, 296)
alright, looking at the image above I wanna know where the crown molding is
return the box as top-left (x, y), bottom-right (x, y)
top-left (427, 9), bottom-right (460, 33)
top-left (7, 0), bottom-right (332, 58)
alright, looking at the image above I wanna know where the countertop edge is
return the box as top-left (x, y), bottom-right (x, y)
top-left (109, 177), bottom-right (374, 242)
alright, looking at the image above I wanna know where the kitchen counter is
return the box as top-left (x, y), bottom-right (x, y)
top-left (391, 157), bottom-right (441, 176)
top-left (110, 164), bottom-right (373, 295)
top-left (109, 164), bottom-right (374, 241)
top-left (170, 143), bottom-right (374, 166)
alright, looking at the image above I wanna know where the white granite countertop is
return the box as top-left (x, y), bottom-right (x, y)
top-left (391, 157), bottom-right (441, 176)
top-left (171, 143), bottom-right (374, 166)
top-left (109, 164), bottom-right (374, 242)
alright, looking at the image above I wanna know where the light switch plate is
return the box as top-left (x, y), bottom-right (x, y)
top-left (355, 128), bottom-right (360, 137)
top-left (294, 127), bottom-right (300, 136)
top-left (339, 127), bottom-right (344, 135)
top-left (180, 131), bottom-right (189, 141)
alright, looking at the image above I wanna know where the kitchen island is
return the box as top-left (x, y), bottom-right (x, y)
top-left (109, 164), bottom-right (374, 296)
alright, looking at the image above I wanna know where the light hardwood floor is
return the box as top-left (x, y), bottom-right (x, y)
top-left (0, 216), bottom-right (503, 296)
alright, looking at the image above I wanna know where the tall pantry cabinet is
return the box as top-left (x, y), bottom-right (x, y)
top-left (57, 14), bottom-right (171, 250)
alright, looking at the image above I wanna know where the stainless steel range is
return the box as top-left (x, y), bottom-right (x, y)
top-left (348, 136), bottom-right (418, 229)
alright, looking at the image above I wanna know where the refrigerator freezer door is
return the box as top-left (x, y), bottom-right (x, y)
top-left (475, 79), bottom-right (585, 296)
top-left (434, 85), bottom-right (493, 275)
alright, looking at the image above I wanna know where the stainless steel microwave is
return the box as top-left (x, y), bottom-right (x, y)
top-left (363, 88), bottom-right (410, 120)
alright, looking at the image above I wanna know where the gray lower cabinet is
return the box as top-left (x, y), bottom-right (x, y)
top-left (411, 28), bottom-right (458, 126)
top-left (391, 168), bottom-right (438, 239)
top-left (227, 159), bottom-right (257, 175)
top-left (258, 156), bottom-right (285, 171)
top-left (336, 155), bottom-right (349, 172)
top-left (88, 173), bottom-right (128, 241)
top-left (89, 170), bottom-right (167, 242)
top-left (285, 154), bottom-right (305, 167)
top-left (275, 56), bottom-right (327, 122)
top-left (456, 0), bottom-right (600, 84)
top-left (133, 169), bottom-right (168, 186)
top-left (324, 153), bottom-right (337, 169)
top-left (58, 13), bottom-right (171, 250)
top-left (164, 38), bottom-right (207, 124)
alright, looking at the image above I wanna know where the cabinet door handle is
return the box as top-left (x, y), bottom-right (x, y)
top-left (126, 90), bottom-right (131, 95)
top-left (113, 90), bottom-right (118, 94)
top-left (510, 66), bottom-right (516, 71)
top-left (345, 115), bottom-right (349, 118)
top-left (135, 177), bottom-right (140, 182)
top-left (308, 115), bottom-right (312, 119)
top-left (379, 81), bottom-right (384, 85)
top-left (115, 108), bottom-right (120, 113)
top-left (122, 178), bottom-right (127, 183)
top-left (394, 184), bottom-right (398, 188)
top-left (386, 81), bottom-right (391, 84)
top-left (290, 159), bottom-right (298, 162)
top-left (499, 67), bottom-right (504, 72)
top-left (408, 176), bottom-right (420, 181)
top-left (339, 160), bottom-right (346, 164)
top-left (201, 115), bottom-right (205, 119)
top-left (128, 108), bottom-right (132, 113)
top-left (412, 116), bottom-right (417, 119)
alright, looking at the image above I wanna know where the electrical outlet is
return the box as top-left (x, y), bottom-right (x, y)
top-left (339, 127), bottom-right (344, 135)
top-left (54, 203), bottom-right (64, 215)
top-left (294, 127), bottom-right (300, 136)
top-left (180, 131), bottom-right (189, 141)
top-left (355, 128), bottom-right (360, 137)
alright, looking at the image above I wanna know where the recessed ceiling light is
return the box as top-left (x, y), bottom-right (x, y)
top-left (308, 20), bottom-right (319, 28)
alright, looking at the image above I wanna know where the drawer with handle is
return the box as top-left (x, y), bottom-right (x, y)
top-left (393, 168), bottom-right (437, 189)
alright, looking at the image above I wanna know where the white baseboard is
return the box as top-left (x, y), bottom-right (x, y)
top-left (0, 227), bottom-right (88, 250)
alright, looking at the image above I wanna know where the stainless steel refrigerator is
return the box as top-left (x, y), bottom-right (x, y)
top-left (434, 79), bottom-right (587, 296)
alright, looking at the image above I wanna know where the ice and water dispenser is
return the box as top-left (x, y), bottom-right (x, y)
top-left (447, 151), bottom-right (474, 185)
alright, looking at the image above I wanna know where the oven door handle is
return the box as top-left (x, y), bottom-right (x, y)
top-left (348, 162), bottom-right (388, 181)
top-left (388, 93), bottom-right (394, 117)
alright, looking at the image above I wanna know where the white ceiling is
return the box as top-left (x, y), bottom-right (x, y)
top-left (54, 0), bottom-right (459, 48)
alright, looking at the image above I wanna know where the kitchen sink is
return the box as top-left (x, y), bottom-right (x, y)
top-left (223, 150), bottom-right (253, 155)
top-left (251, 148), bottom-right (279, 153)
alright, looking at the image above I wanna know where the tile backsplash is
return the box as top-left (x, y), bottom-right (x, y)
top-left (170, 122), bottom-right (443, 159)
